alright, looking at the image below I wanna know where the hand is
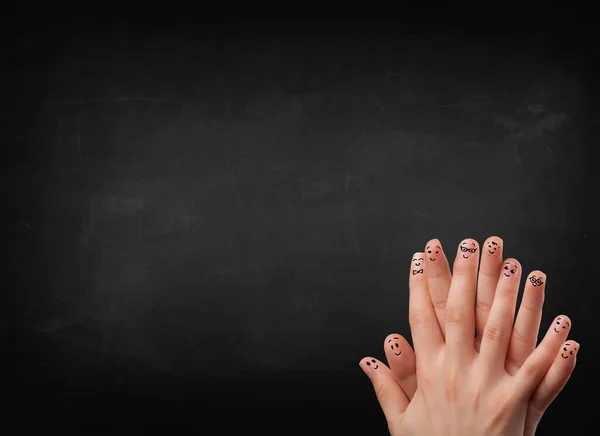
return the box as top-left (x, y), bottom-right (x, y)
top-left (360, 238), bottom-right (579, 436)
top-left (377, 237), bottom-right (577, 435)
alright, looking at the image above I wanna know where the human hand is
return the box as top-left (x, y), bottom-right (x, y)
top-left (360, 238), bottom-right (579, 436)
top-left (376, 237), bottom-right (576, 434)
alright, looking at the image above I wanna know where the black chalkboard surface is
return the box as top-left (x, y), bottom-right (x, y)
top-left (2, 12), bottom-right (598, 435)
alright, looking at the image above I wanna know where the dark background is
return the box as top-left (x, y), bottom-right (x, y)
top-left (1, 9), bottom-right (598, 435)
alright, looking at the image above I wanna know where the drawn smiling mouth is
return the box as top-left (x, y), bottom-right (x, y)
top-left (462, 255), bottom-right (469, 259)
top-left (504, 273), bottom-right (510, 277)
top-left (561, 353), bottom-right (568, 358)
top-left (554, 328), bottom-right (560, 333)
top-left (374, 364), bottom-right (379, 369)
top-left (488, 250), bottom-right (495, 254)
top-left (430, 258), bottom-right (436, 261)
top-left (394, 351), bottom-right (401, 356)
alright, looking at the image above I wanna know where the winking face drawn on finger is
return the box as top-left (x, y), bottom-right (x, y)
top-left (503, 261), bottom-right (517, 277)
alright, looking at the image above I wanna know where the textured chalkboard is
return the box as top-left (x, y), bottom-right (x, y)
top-left (2, 12), bottom-right (598, 435)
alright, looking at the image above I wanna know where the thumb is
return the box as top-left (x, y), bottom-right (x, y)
top-left (360, 357), bottom-right (409, 426)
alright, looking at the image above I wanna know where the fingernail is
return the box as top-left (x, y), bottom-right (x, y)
top-left (483, 236), bottom-right (503, 256)
top-left (458, 238), bottom-right (478, 260)
top-left (501, 260), bottom-right (519, 279)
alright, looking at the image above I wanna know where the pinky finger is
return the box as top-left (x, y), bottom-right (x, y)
top-left (524, 341), bottom-right (580, 436)
top-left (360, 356), bottom-right (409, 424)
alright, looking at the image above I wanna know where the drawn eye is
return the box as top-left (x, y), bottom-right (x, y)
top-left (505, 266), bottom-right (509, 270)
top-left (371, 359), bottom-right (376, 363)
top-left (366, 361), bottom-right (370, 366)
top-left (564, 347), bottom-right (567, 351)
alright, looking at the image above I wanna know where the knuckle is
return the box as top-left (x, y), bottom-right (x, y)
top-left (374, 382), bottom-right (388, 402)
top-left (445, 307), bottom-right (464, 324)
top-left (483, 323), bottom-right (507, 342)
top-left (511, 327), bottom-right (529, 345)
top-left (419, 369), bottom-right (436, 390)
top-left (475, 299), bottom-right (492, 313)
top-left (409, 308), bottom-right (429, 327)
top-left (431, 299), bottom-right (447, 310)
top-left (443, 374), bottom-right (458, 400)
top-left (519, 360), bottom-right (539, 379)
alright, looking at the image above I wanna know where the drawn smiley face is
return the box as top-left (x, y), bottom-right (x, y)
top-left (460, 241), bottom-right (477, 259)
top-left (529, 274), bottom-right (544, 287)
top-left (365, 358), bottom-right (379, 369)
top-left (561, 343), bottom-right (578, 359)
top-left (503, 261), bottom-right (517, 277)
top-left (427, 245), bottom-right (441, 261)
top-left (412, 256), bottom-right (424, 275)
top-left (486, 240), bottom-right (501, 255)
top-left (554, 317), bottom-right (570, 333)
top-left (388, 337), bottom-right (402, 356)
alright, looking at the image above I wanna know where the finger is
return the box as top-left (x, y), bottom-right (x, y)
top-left (424, 238), bottom-right (452, 337)
top-left (475, 236), bottom-right (504, 343)
top-left (523, 340), bottom-right (579, 436)
top-left (444, 238), bottom-right (479, 363)
top-left (409, 252), bottom-right (444, 359)
top-left (505, 270), bottom-right (546, 373)
top-left (512, 315), bottom-right (572, 402)
top-left (478, 258), bottom-right (521, 371)
top-left (384, 333), bottom-right (417, 400)
top-left (360, 356), bottom-right (409, 422)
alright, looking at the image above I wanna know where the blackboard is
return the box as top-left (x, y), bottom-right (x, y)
top-left (2, 11), bottom-right (598, 435)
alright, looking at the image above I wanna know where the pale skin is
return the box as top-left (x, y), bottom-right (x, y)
top-left (360, 237), bottom-right (578, 436)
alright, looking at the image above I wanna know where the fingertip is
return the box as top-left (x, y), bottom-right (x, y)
top-left (556, 314), bottom-right (571, 327)
top-left (560, 340), bottom-right (580, 359)
top-left (485, 235), bottom-right (503, 244)
top-left (410, 253), bottom-right (426, 277)
top-left (360, 356), bottom-right (382, 375)
top-left (384, 333), bottom-right (411, 355)
top-left (425, 238), bottom-right (441, 248)
top-left (526, 270), bottom-right (547, 288)
top-left (503, 257), bottom-right (521, 268)
top-left (482, 236), bottom-right (503, 258)
top-left (384, 333), bottom-right (404, 345)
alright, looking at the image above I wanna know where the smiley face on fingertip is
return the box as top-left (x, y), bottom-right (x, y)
top-left (486, 239), bottom-right (501, 255)
top-left (365, 358), bottom-right (379, 369)
top-left (554, 317), bottom-right (570, 333)
top-left (561, 343), bottom-right (578, 359)
top-left (459, 240), bottom-right (477, 259)
top-left (387, 337), bottom-right (402, 356)
top-left (426, 245), bottom-right (440, 261)
top-left (503, 261), bottom-right (517, 277)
